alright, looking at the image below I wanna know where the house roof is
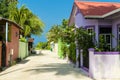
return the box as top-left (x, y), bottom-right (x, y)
top-left (0, 17), bottom-right (23, 30)
top-left (75, 1), bottom-right (120, 18)
top-left (28, 38), bottom-right (34, 42)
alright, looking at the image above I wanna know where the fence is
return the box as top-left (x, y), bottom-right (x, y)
top-left (89, 48), bottom-right (120, 79)
top-left (19, 41), bottom-right (28, 59)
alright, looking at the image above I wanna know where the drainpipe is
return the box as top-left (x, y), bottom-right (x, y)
top-left (6, 22), bottom-right (8, 43)
top-left (5, 22), bottom-right (8, 66)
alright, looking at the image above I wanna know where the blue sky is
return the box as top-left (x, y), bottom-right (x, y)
top-left (18, 0), bottom-right (120, 45)
top-left (18, 0), bottom-right (74, 44)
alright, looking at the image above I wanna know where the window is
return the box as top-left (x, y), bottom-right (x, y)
top-left (0, 25), bottom-right (5, 33)
top-left (87, 27), bottom-right (95, 42)
top-left (99, 27), bottom-right (112, 51)
top-left (99, 27), bottom-right (112, 34)
top-left (87, 27), bottom-right (94, 35)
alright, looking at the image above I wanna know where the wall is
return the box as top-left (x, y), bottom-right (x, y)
top-left (75, 9), bottom-right (99, 42)
top-left (53, 43), bottom-right (58, 53)
top-left (89, 48), bottom-right (120, 79)
top-left (6, 24), bottom-right (19, 66)
top-left (75, 10), bottom-right (98, 28)
top-left (69, 4), bottom-right (77, 26)
top-left (75, 10), bottom-right (117, 47)
top-left (19, 41), bottom-right (28, 59)
top-left (112, 18), bottom-right (120, 48)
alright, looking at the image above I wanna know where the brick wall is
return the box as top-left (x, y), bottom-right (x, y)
top-left (6, 24), bottom-right (19, 66)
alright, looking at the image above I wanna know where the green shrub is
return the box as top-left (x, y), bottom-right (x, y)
top-left (68, 43), bottom-right (76, 63)
top-left (20, 37), bottom-right (27, 42)
top-left (35, 42), bottom-right (50, 50)
top-left (61, 43), bottom-right (68, 58)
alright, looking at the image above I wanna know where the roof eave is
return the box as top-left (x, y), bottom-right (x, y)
top-left (85, 15), bottom-right (103, 19)
top-left (68, 3), bottom-right (77, 26)
top-left (103, 8), bottom-right (120, 17)
top-left (0, 17), bottom-right (23, 30)
top-left (85, 8), bottom-right (120, 19)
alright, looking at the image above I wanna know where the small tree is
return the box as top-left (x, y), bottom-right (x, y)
top-left (35, 42), bottom-right (50, 50)
top-left (75, 27), bottom-right (94, 68)
top-left (47, 25), bottom-right (61, 43)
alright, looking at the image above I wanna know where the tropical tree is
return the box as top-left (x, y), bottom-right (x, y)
top-left (35, 42), bottom-right (50, 50)
top-left (9, 5), bottom-right (44, 37)
top-left (0, 0), bottom-right (17, 18)
top-left (47, 19), bottom-right (70, 43)
top-left (0, 0), bottom-right (44, 37)
top-left (47, 19), bottom-right (76, 61)
top-left (47, 25), bottom-right (62, 43)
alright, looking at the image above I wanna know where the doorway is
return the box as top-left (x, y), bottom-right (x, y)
top-left (1, 42), bottom-right (6, 67)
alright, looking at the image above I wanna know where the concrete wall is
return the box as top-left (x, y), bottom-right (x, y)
top-left (89, 48), bottom-right (120, 79)
top-left (19, 41), bottom-right (28, 59)
top-left (53, 43), bottom-right (58, 53)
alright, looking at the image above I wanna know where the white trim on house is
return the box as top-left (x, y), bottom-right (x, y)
top-left (69, 4), bottom-right (77, 26)
top-left (85, 8), bottom-right (120, 19)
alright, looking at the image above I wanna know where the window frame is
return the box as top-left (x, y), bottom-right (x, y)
top-left (85, 26), bottom-right (95, 42)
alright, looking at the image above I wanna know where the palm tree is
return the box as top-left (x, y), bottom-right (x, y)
top-left (9, 4), bottom-right (44, 37)
top-left (0, 0), bottom-right (18, 18)
top-left (47, 25), bottom-right (62, 43)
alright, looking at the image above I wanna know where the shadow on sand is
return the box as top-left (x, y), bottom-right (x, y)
top-left (24, 63), bottom-right (88, 77)
top-left (0, 52), bottom-right (45, 76)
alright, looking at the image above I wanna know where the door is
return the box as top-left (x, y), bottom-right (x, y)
top-left (1, 41), bottom-right (6, 67)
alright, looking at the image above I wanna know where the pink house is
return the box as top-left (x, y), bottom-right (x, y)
top-left (69, 1), bottom-right (120, 79)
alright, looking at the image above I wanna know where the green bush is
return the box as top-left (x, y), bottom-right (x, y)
top-left (35, 42), bottom-right (50, 50)
top-left (68, 43), bottom-right (76, 63)
top-left (19, 37), bottom-right (27, 42)
top-left (61, 43), bottom-right (68, 58)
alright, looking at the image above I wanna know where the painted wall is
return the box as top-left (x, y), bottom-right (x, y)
top-left (69, 4), bottom-right (77, 26)
top-left (89, 48), bottom-right (120, 79)
top-left (75, 10), bottom-right (98, 28)
top-left (75, 9), bottom-right (119, 47)
top-left (19, 41), bottom-right (28, 59)
top-left (112, 18), bottom-right (120, 48)
top-left (6, 24), bottom-right (19, 66)
top-left (54, 43), bottom-right (58, 53)
top-left (75, 9), bottom-right (99, 42)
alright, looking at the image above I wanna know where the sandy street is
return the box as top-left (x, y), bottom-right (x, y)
top-left (0, 50), bottom-right (92, 80)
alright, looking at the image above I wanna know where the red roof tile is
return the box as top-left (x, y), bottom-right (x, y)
top-left (75, 1), bottom-right (120, 16)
